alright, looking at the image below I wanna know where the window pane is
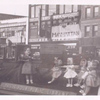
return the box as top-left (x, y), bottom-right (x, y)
top-left (86, 26), bottom-right (90, 32)
top-left (73, 5), bottom-right (78, 12)
top-left (65, 5), bottom-right (72, 13)
top-left (86, 8), bottom-right (91, 18)
top-left (49, 5), bottom-right (56, 15)
top-left (93, 25), bottom-right (98, 36)
top-left (85, 26), bottom-right (90, 37)
top-left (94, 6), bottom-right (99, 17)
top-left (42, 5), bottom-right (46, 16)
top-left (94, 25), bottom-right (98, 31)
top-left (36, 6), bottom-right (41, 17)
top-left (31, 7), bottom-right (34, 18)
top-left (59, 5), bottom-right (64, 14)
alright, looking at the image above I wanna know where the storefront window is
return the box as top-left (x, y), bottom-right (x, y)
top-left (85, 7), bottom-right (91, 18)
top-left (48, 5), bottom-right (56, 15)
top-left (65, 5), bottom-right (72, 13)
top-left (85, 26), bottom-right (91, 37)
top-left (93, 6), bottom-right (99, 17)
top-left (93, 25), bottom-right (98, 36)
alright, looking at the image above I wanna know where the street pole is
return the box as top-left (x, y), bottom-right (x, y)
top-left (26, 4), bottom-right (31, 45)
top-left (38, 8), bottom-right (42, 36)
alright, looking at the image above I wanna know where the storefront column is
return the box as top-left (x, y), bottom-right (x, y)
top-left (79, 46), bottom-right (82, 54)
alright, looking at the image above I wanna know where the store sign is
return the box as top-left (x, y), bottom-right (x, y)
top-left (53, 12), bottom-right (79, 19)
top-left (51, 24), bottom-right (81, 41)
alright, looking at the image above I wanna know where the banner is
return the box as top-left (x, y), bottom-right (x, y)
top-left (51, 24), bottom-right (81, 41)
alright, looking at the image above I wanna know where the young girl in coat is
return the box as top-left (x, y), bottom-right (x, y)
top-left (63, 58), bottom-right (77, 87)
top-left (79, 60), bottom-right (100, 95)
top-left (74, 59), bottom-right (87, 87)
top-left (21, 48), bottom-right (33, 85)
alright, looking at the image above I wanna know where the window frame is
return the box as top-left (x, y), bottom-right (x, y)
top-left (85, 7), bottom-right (91, 18)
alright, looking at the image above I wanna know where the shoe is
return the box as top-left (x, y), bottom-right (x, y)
top-left (79, 90), bottom-right (86, 96)
top-left (74, 83), bottom-right (80, 87)
top-left (70, 84), bottom-right (73, 87)
top-left (30, 80), bottom-right (33, 84)
top-left (66, 84), bottom-right (71, 87)
top-left (26, 80), bottom-right (29, 84)
top-left (80, 85), bottom-right (85, 89)
top-left (79, 90), bottom-right (84, 94)
top-left (48, 81), bottom-right (52, 84)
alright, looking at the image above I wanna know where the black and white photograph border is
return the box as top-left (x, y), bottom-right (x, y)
top-left (0, 0), bottom-right (100, 100)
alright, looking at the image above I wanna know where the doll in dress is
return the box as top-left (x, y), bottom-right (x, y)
top-left (74, 59), bottom-right (87, 87)
top-left (48, 57), bottom-right (62, 84)
top-left (63, 58), bottom-right (77, 87)
top-left (79, 60), bottom-right (100, 95)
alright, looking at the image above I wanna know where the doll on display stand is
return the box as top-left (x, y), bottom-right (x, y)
top-left (63, 58), bottom-right (77, 87)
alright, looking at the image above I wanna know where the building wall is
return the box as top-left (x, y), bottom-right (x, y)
top-left (80, 5), bottom-right (100, 37)
top-left (0, 18), bottom-right (27, 44)
top-left (29, 5), bottom-right (81, 43)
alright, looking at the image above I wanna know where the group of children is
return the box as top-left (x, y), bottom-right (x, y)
top-left (48, 57), bottom-right (100, 95)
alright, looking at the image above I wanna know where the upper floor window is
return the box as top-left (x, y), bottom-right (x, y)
top-left (36, 5), bottom-right (41, 17)
top-left (31, 6), bottom-right (35, 18)
top-left (86, 7), bottom-right (91, 18)
top-left (93, 6), bottom-right (99, 17)
top-left (93, 25), bottom-right (98, 36)
top-left (73, 5), bottom-right (78, 12)
top-left (59, 5), bottom-right (64, 14)
top-left (85, 26), bottom-right (91, 37)
top-left (65, 5), bottom-right (72, 13)
top-left (48, 5), bottom-right (56, 15)
top-left (42, 5), bottom-right (46, 16)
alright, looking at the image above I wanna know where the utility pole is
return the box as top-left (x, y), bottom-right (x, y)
top-left (26, 4), bottom-right (31, 45)
top-left (38, 7), bottom-right (42, 36)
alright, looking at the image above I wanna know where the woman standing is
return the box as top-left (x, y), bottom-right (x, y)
top-left (21, 48), bottom-right (33, 85)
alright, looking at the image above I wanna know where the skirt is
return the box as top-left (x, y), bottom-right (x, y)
top-left (64, 69), bottom-right (77, 79)
top-left (22, 62), bottom-right (32, 75)
top-left (77, 71), bottom-right (85, 79)
top-left (52, 70), bottom-right (62, 78)
top-left (85, 75), bottom-right (100, 87)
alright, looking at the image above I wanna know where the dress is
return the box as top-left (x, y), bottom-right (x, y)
top-left (51, 59), bottom-right (62, 78)
top-left (85, 70), bottom-right (100, 87)
top-left (22, 61), bottom-right (32, 74)
top-left (77, 66), bottom-right (87, 80)
top-left (64, 65), bottom-right (77, 79)
top-left (51, 66), bottom-right (62, 78)
top-left (21, 49), bottom-right (32, 75)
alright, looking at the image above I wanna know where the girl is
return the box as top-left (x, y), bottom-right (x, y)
top-left (64, 58), bottom-right (77, 87)
top-left (48, 57), bottom-right (62, 84)
top-left (21, 48), bottom-right (33, 85)
top-left (74, 59), bottom-right (87, 87)
top-left (79, 60), bottom-right (100, 95)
